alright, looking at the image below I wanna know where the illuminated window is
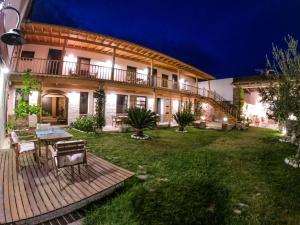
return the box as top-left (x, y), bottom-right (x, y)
top-left (80, 92), bottom-right (89, 115)
top-left (117, 95), bottom-right (128, 113)
top-left (136, 96), bottom-right (147, 109)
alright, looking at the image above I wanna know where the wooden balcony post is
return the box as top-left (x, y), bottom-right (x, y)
top-left (208, 79), bottom-right (211, 98)
top-left (153, 90), bottom-right (157, 113)
top-left (111, 48), bottom-right (116, 81)
top-left (150, 59), bottom-right (153, 87)
top-left (196, 77), bottom-right (199, 95)
top-left (169, 93), bottom-right (173, 125)
top-left (177, 69), bottom-right (180, 91)
top-left (59, 38), bottom-right (67, 75)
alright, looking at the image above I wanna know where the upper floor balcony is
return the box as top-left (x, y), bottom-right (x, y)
top-left (10, 57), bottom-right (199, 95)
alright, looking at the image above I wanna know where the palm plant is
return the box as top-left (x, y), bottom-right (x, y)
top-left (126, 107), bottom-right (157, 137)
top-left (173, 109), bottom-right (195, 132)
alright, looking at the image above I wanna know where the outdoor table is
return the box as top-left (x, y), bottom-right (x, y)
top-left (36, 129), bottom-right (73, 168)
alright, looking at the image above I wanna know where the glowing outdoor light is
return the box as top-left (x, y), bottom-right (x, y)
top-left (2, 66), bottom-right (9, 74)
top-left (201, 116), bottom-right (205, 121)
top-left (0, 5), bottom-right (26, 45)
top-left (288, 114), bottom-right (297, 121)
top-left (223, 117), bottom-right (228, 122)
top-left (282, 127), bottom-right (287, 135)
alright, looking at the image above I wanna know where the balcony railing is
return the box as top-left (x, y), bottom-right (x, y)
top-left (11, 57), bottom-right (198, 93)
top-left (10, 57), bottom-right (239, 119)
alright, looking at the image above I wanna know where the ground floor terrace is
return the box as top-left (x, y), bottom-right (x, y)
top-left (7, 76), bottom-right (231, 128)
top-left (0, 148), bottom-right (133, 225)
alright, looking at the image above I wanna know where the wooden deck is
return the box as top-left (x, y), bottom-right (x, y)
top-left (0, 149), bottom-right (134, 225)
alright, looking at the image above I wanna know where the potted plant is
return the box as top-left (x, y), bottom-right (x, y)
top-left (126, 107), bottom-right (157, 140)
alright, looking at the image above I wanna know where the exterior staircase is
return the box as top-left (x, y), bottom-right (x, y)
top-left (197, 88), bottom-right (238, 122)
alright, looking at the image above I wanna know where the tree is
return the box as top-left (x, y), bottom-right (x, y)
top-left (15, 70), bottom-right (42, 119)
top-left (126, 107), bottom-right (157, 138)
top-left (260, 36), bottom-right (300, 157)
top-left (94, 88), bottom-right (106, 131)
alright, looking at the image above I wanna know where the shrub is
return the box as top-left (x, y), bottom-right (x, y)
top-left (72, 115), bottom-right (96, 132)
top-left (173, 109), bottom-right (195, 131)
top-left (132, 178), bottom-right (230, 225)
top-left (126, 107), bottom-right (157, 137)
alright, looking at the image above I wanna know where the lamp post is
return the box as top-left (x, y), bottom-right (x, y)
top-left (0, 3), bottom-right (26, 149)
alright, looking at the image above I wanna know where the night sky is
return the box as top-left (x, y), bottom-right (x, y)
top-left (30, 0), bottom-right (300, 78)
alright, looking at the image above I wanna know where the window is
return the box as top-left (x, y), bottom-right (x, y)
top-left (162, 74), bottom-right (168, 88)
top-left (21, 51), bottom-right (35, 60)
top-left (136, 96), bottom-right (147, 109)
top-left (15, 89), bottom-right (29, 110)
top-left (80, 92), bottom-right (89, 115)
top-left (117, 95), bottom-right (128, 114)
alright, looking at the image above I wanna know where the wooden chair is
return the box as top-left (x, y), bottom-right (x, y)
top-left (9, 131), bottom-right (39, 172)
top-left (49, 140), bottom-right (89, 189)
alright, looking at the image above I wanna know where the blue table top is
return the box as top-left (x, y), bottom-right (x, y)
top-left (36, 129), bottom-right (66, 136)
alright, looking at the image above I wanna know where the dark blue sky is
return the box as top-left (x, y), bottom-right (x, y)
top-left (30, 0), bottom-right (300, 78)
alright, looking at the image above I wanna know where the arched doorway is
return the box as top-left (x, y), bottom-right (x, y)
top-left (41, 90), bottom-right (68, 125)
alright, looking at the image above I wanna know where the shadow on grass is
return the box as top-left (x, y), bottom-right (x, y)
top-left (132, 177), bottom-right (230, 225)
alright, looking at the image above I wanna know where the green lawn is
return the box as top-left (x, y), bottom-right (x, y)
top-left (69, 127), bottom-right (300, 225)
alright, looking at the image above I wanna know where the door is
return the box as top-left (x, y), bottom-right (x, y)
top-left (172, 74), bottom-right (178, 89)
top-left (126, 66), bottom-right (137, 83)
top-left (162, 74), bottom-right (168, 88)
top-left (156, 98), bottom-right (162, 122)
top-left (77, 57), bottom-right (90, 76)
top-left (47, 49), bottom-right (62, 75)
top-left (151, 68), bottom-right (157, 87)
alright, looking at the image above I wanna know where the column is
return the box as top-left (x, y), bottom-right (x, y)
top-left (196, 77), bottom-right (199, 95)
top-left (111, 48), bottom-right (116, 81)
top-left (59, 38), bottom-right (67, 74)
top-left (208, 79), bottom-right (211, 97)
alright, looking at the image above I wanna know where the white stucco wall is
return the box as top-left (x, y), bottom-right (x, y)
top-left (28, 91), bottom-right (38, 127)
top-left (199, 78), bottom-right (234, 102)
top-left (67, 92), bottom-right (80, 125)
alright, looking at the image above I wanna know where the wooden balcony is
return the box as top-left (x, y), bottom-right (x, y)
top-left (0, 149), bottom-right (134, 225)
top-left (10, 57), bottom-right (199, 95)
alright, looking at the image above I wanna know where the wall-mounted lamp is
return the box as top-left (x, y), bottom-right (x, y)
top-left (0, 5), bottom-right (25, 45)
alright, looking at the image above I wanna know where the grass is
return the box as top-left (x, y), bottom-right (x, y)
top-left (69, 127), bottom-right (300, 225)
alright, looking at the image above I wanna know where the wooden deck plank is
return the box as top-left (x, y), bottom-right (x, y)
top-left (27, 153), bottom-right (64, 209)
top-left (88, 159), bottom-right (127, 186)
top-left (19, 155), bottom-right (41, 217)
top-left (23, 154), bottom-right (56, 212)
top-left (8, 150), bottom-right (20, 222)
top-left (0, 151), bottom-right (134, 225)
top-left (35, 160), bottom-right (74, 205)
top-left (89, 153), bottom-right (134, 176)
top-left (12, 150), bottom-right (27, 220)
top-left (3, 152), bottom-right (12, 223)
top-left (21, 153), bottom-right (48, 214)
top-left (88, 155), bottom-right (131, 182)
top-left (0, 152), bottom-right (6, 224)
top-left (17, 160), bottom-right (34, 219)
